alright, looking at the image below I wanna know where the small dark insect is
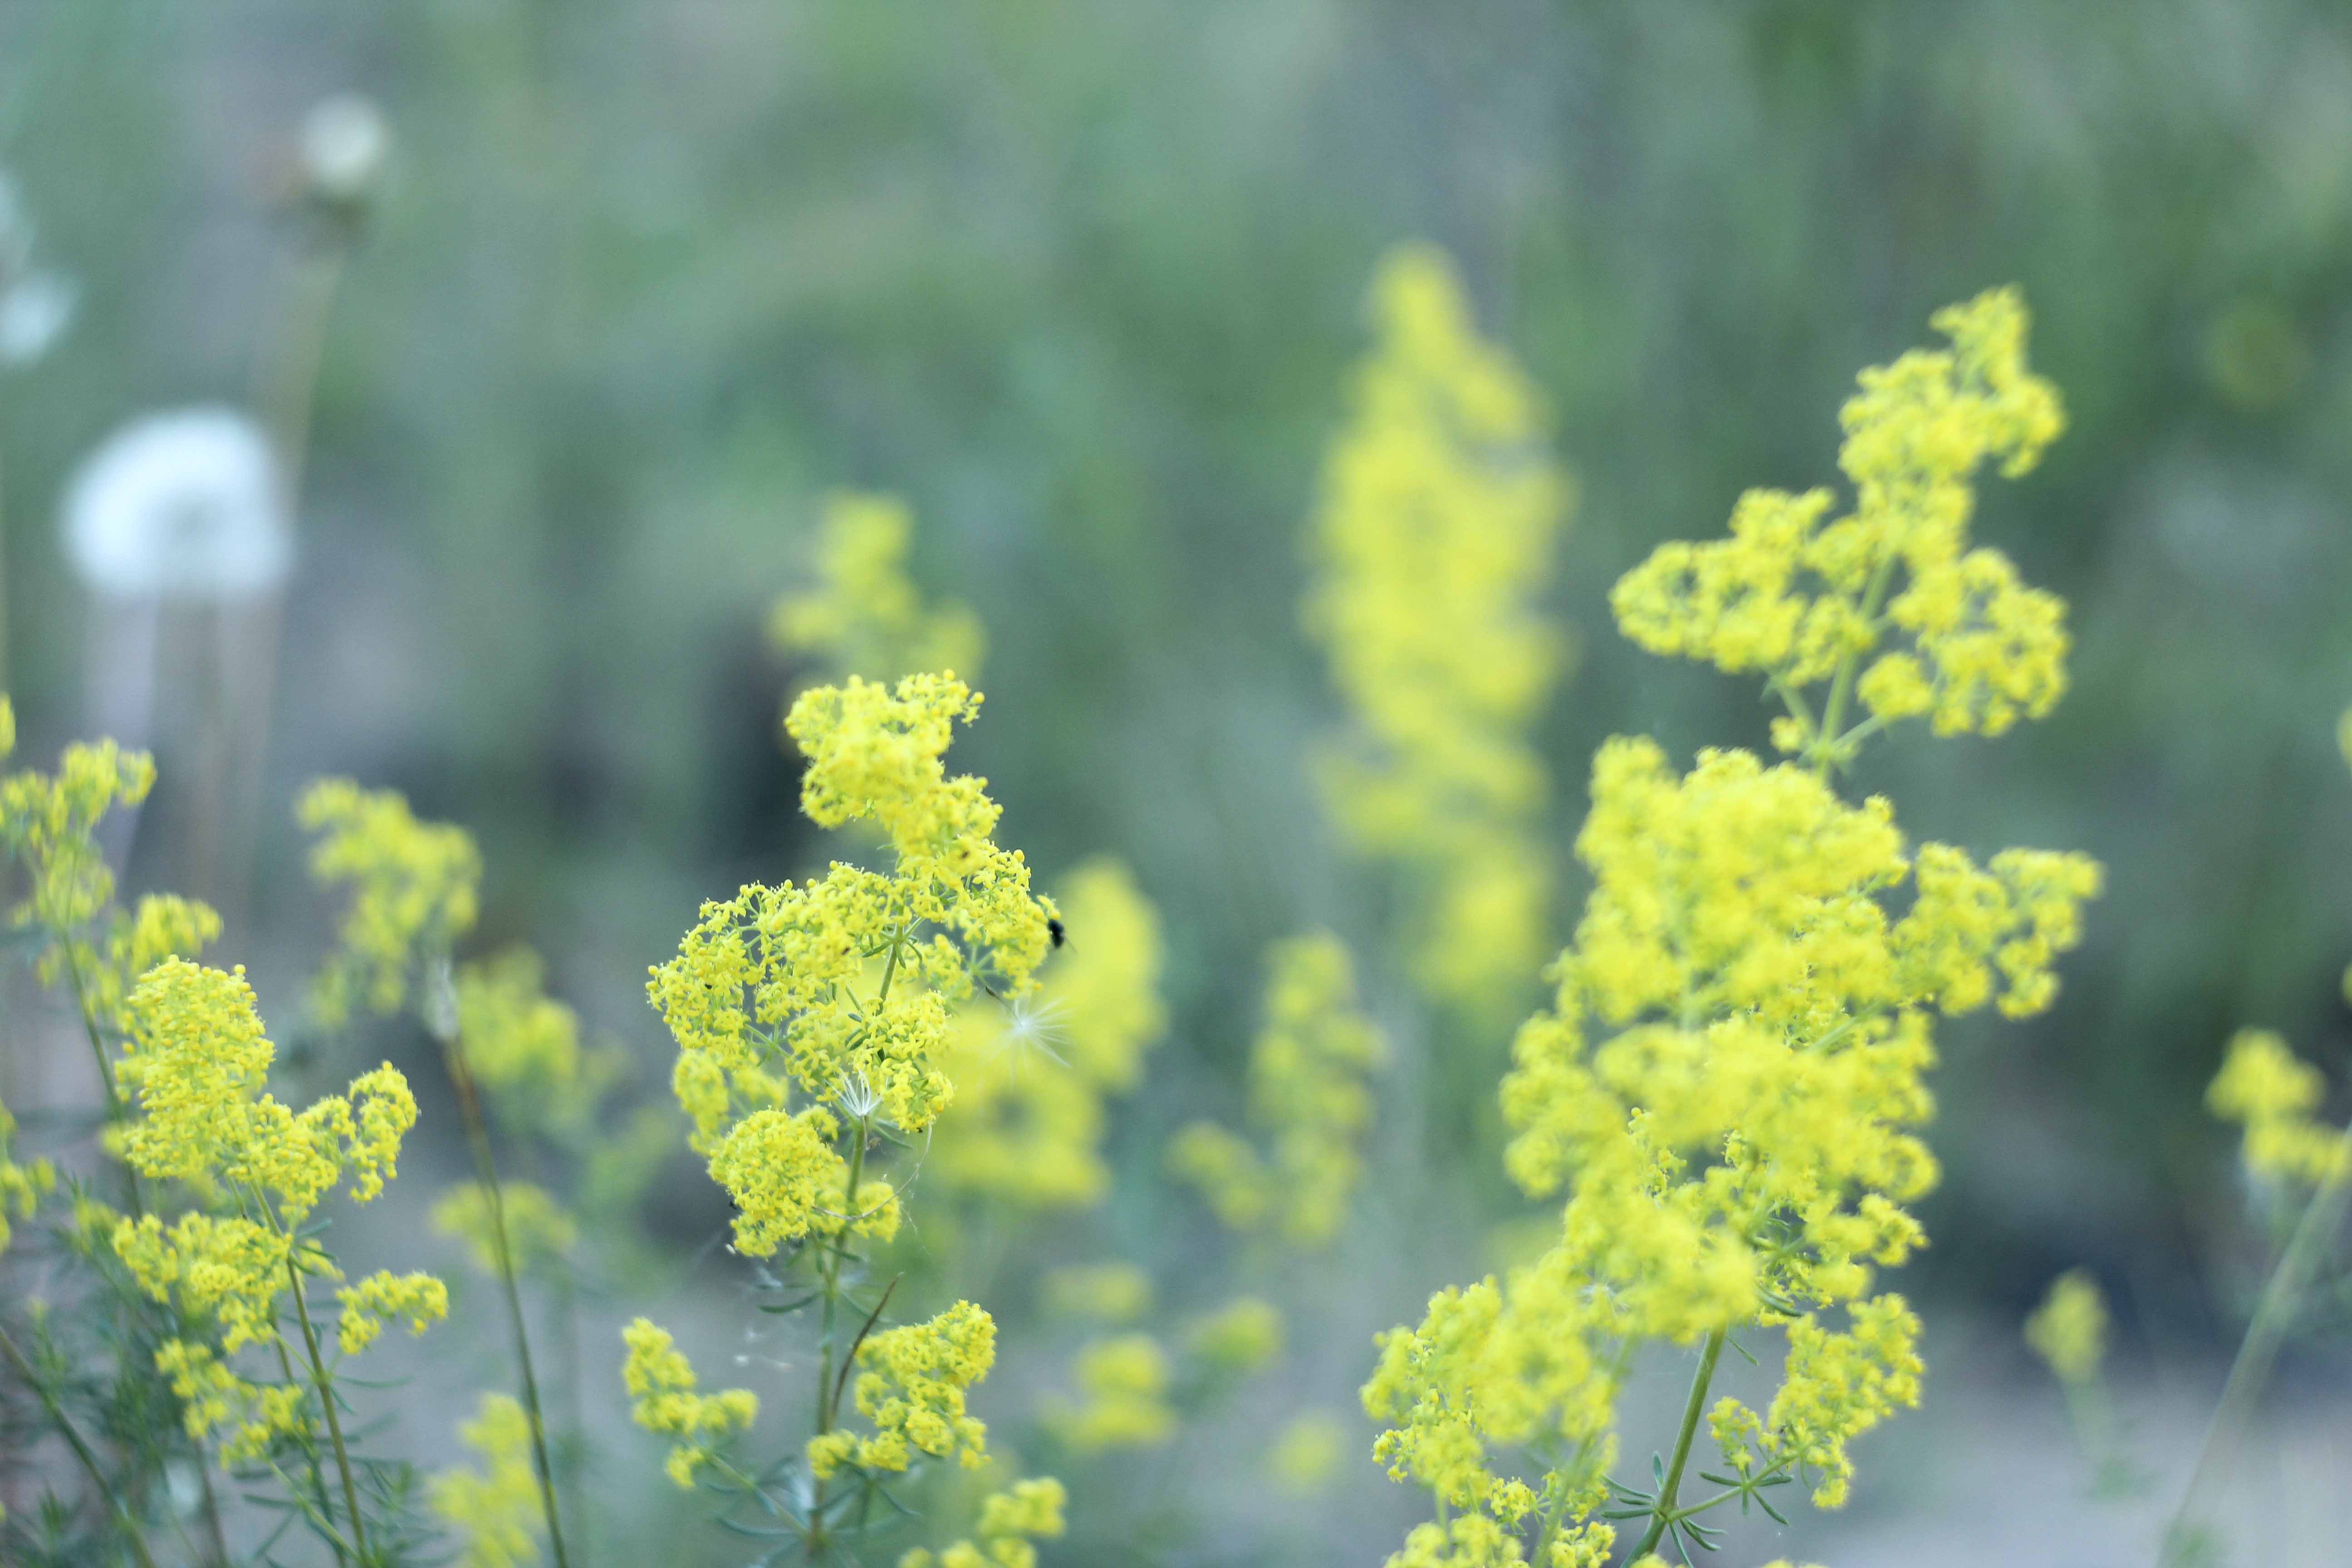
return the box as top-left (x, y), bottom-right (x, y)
top-left (1046, 916), bottom-right (1067, 950)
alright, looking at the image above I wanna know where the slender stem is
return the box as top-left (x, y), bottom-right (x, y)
top-left (284, 1255), bottom-right (370, 1564)
top-left (814, 1111), bottom-right (876, 1434)
top-left (0, 1319), bottom-right (160, 1568)
top-left (1630, 1328), bottom-right (1729, 1560)
top-left (444, 1039), bottom-right (573, 1568)
top-left (55, 939), bottom-right (146, 1220)
top-left (195, 1455), bottom-right (231, 1566)
top-left (270, 1328), bottom-right (339, 1548)
top-left (807, 1106), bottom-right (876, 1560)
top-left (2159, 1133), bottom-right (2352, 1565)
top-left (264, 1458), bottom-right (358, 1561)
top-left (1812, 553), bottom-right (1899, 780)
top-left (826, 1276), bottom-right (898, 1430)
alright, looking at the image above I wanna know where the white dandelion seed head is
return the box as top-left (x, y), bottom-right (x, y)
top-left (836, 1067), bottom-right (885, 1122)
top-left (300, 93), bottom-right (390, 205)
top-left (62, 407), bottom-right (293, 601)
top-left (990, 992), bottom-right (1070, 1070)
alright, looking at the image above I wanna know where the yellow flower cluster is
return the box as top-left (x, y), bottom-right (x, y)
top-left (1047, 1332), bottom-right (1174, 1454)
top-left (649, 677), bottom-right (1053, 1244)
top-left (118, 961), bottom-right (419, 1220)
top-left (771, 491), bottom-right (986, 683)
top-left (338, 1269), bottom-right (451, 1354)
top-left (0, 1097), bottom-right (57, 1254)
top-left (930, 858), bottom-right (1167, 1210)
top-left (153, 1339), bottom-right (306, 1465)
top-left (456, 948), bottom-right (612, 1132)
top-left (1188, 1295), bottom-right (1284, 1374)
top-left (2207, 1028), bottom-right (2350, 1185)
top-left (1041, 1262), bottom-right (1153, 1324)
top-left (899, 1476), bottom-right (1067, 1568)
top-left (622, 1317), bottom-right (760, 1488)
top-left (1304, 245), bottom-right (1573, 1015)
top-left (0, 730), bottom-right (153, 938)
top-left (70, 893), bottom-right (223, 1042)
top-left (0, 713), bottom-right (233, 1127)
top-left (1362, 292), bottom-right (2096, 1561)
top-left (1612, 288), bottom-right (2067, 766)
top-left (1269, 1412), bottom-right (1348, 1495)
top-left (107, 957), bottom-right (447, 1468)
top-left (809, 1299), bottom-right (997, 1478)
top-left (1712, 1296), bottom-right (1925, 1508)
top-left (707, 1104), bottom-right (902, 1256)
top-left (1171, 932), bottom-right (1383, 1245)
top-left (433, 1181), bottom-right (580, 1274)
top-left (2025, 1269), bottom-right (2109, 1387)
top-left (430, 1394), bottom-right (544, 1568)
top-left (299, 778), bottom-right (483, 1027)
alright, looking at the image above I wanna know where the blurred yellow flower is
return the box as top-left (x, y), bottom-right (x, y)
top-left (1305, 244), bottom-right (1573, 1017)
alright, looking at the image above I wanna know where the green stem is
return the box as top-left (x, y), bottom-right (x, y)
top-left (194, 1456), bottom-right (230, 1566)
top-left (269, 1328), bottom-right (339, 1549)
top-left (2159, 1132), bottom-right (2352, 1566)
top-left (444, 1039), bottom-right (573, 1568)
top-left (1811, 553), bottom-right (1899, 780)
top-left (0, 1319), bottom-right (159, 1568)
top-left (284, 1254), bottom-right (370, 1564)
top-left (807, 1106), bottom-right (876, 1559)
top-left (1630, 1328), bottom-right (1728, 1560)
top-left (57, 937), bottom-right (144, 1220)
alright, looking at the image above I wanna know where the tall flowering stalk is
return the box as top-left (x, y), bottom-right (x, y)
top-left (1362, 289), bottom-right (2101, 1567)
top-left (640, 672), bottom-right (1063, 1561)
top-left (109, 960), bottom-right (447, 1564)
top-left (300, 780), bottom-right (574, 1568)
top-left (1306, 245), bottom-right (1574, 1021)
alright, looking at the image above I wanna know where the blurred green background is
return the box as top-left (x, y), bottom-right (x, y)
top-left (6, 0), bottom-right (2352, 1555)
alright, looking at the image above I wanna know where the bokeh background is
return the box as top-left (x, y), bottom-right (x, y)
top-left (7, 2), bottom-right (2352, 1563)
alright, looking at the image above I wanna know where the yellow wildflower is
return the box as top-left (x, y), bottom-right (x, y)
top-left (430, 1394), bottom-right (544, 1568)
top-left (1189, 1296), bottom-right (1284, 1374)
top-left (929, 858), bottom-right (1168, 1211)
top-left (1365, 292), bottom-right (2095, 1560)
top-left (772, 490), bottom-right (986, 683)
top-left (299, 778), bottom-right (482, 1027)
top-left (154, 1338), bottom-right (308, 1465)
top-left (1173, 932), bottom-right (1383, 1245)
top-left (119, 960), bottom-right (421, 1222)
top-left (0, 736), bottom-right (155, 937)
top-left (2025, 1269), bottom-right (2109, 1387)
top-left (337, 1269), bottom-right (450, 1355)
top-left (1612, 287), bottom-right (2067, 764)
top-left (1269, 1411), bottom-right (1348, 1495)
top-left (649, 675), bottom-right (1054, 1152)
top-left (1048, 1332), bottom-right (1174, 1454)
top-left (2207, 1028), bottom-right (2349, 1185)
top-left (0, 1098), bottom-right (56, 1254)
top-left (814, 1300), bottom-right (996, 1477)
top-left (1041, 1262), bottom-right (1153, 1325)
top-left (456, 948), bottom-right (612, 1132)
top-left (1305, 244), bottom-right (1573, 1016)
top-left (902, 1476), bottom-right (1066, 1568)
top-left (622, 1317), bottom-right (759, 1488)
